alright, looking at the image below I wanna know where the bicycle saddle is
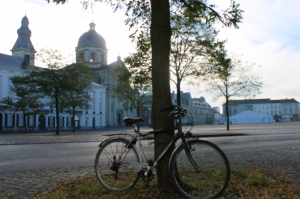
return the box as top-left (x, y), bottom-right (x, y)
top-left (123, 117), bottom-right (144, 126)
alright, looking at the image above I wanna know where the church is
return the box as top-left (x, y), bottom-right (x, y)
top-left (0, 16), bottom-right (136, 131)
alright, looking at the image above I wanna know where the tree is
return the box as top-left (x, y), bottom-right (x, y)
top-left (195, 48), bottom-right (263, 130)
top-left (170, 14), bottom-right (222, 108)
top-left (30, 48), bottom-right (80, 134)
top-left (48, 0), bottom-right (244, 191)
top-left (110, 61), bottom-right (151, 131)
top-left (0, 75), bottom-right (43, 132)
top-left (60, 63), bottom-right (94, 132)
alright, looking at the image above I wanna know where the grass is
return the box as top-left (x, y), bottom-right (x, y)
top-left (41, 168), bottom-right (300, 199)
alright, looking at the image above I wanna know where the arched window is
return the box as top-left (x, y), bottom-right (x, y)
top-left (29, 115), bottom-right (34, 126)
top-left (7, 113), bottom-right (12, 126)
top-left (59, 117), bottom-right (63, 127)
top-left (85, 117), bottom-right (88, 126)
top-left (19, 113), bottom-right (23, 126)
top-left (24, 55), bottom-right (30, 64)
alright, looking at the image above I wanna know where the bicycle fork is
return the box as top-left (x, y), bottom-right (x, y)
top-left (183, 141), bottom-right (201, 173)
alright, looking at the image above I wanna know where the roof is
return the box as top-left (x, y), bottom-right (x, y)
top-left (271, 99), bottom-right (299, 103)
top-left (0, 53), bottom-right (27, 69)
top-left (223, 98), bottom-right (299, 106)
top-left (11, 16), bottom-right (35, 52)
top-left (77, 23), bottom-right (106, 48)
top-left (181, 92), bottom-right (192, 105)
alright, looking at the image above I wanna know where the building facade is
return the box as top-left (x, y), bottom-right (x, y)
top-left (0, 16), bottom-right (108, 131)
top-left (223, 98), bottom-right (300, 121)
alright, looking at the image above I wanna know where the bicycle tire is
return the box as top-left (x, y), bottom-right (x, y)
top-left (169, 140), bottom-right (230, 199)
top-left (95, 138), bottom-right (141, 191)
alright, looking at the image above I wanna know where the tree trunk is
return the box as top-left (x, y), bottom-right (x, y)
top-left (55, 92), bottom-right (60, 135)
top-left (24, 111), bottom-right (27, 132)
top-left (150, 0), bottom-right (174, 191)
top-left (176, 79), bottom-right (182, 129)
top-left (226, 95), bottom-right (230, 131)
top-left (73, 107), bottom-right (75, 133)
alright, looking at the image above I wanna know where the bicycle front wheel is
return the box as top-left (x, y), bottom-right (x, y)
top-left (169, 140), bottom-right (230, 199)
top-left (95, 138), bottom-right (140, 191)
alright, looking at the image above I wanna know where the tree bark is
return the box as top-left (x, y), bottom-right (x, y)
top-left (226, 86), bottom-right (230, 130)
top-left (150, 0), bottom-right (174, 191)
top-left (23, 111), bottom-right (27, 132)
top-left (72, 107), bottom-right (75, 133)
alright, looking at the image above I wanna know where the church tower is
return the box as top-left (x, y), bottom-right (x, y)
top-left (76, 22), bottom-right (108, 68)
top-left (11, 15), bottom-right (36, 66)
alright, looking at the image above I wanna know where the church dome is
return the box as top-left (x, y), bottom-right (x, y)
top-left (77, 22), bottom-right (106, 48)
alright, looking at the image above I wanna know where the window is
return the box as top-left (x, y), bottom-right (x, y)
top-left (50, 117), bottom-right (54, 127)
top-left (99, 93), bottom-right (102, 100)
top-left (100, 103), bottom-right (102, 112)
top-left (271, 106), bottom-right (273, 109)
top-left (7, 114), bottom-right (12, 126)
top-left (271, 110), bottom-right (273, 115)
top-left (279, 110), bottom-right (281, 114)
top-left (266, 106), bottom-right (268, 109)
top-left (59, 117), bottom-right (63, 127)
top-left (19, 114), bottom-right (23, 126)
top-left (0, 76), bottom-right (2, 87)
top-left (85, 117), bottom-right (88, 126)
top-left (68, 117), bottom-right (71, 126)
top-left (102, 54), bottom-right (104, 63)
top-left (90, 53), bottom-right (95, 62)
top-left (29, 115), bottom-right (34, 126)
top-left (275, 106), bottom-right (277, 109)
top-left (262, 106), bottom-right (264, 109)
top-left (92, 92), bottom-right (95, 99)
top-left (99, 117), bottom-right (102, 126)
top-left (8, 78), bottom-right (13, 87)
top-left (24, 55), bottom-right (30, 64)
top-left (93, 102), bottom-right (95, 112)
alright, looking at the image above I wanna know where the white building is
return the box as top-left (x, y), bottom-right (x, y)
top-left (192, 97), bottom-right (214, 124)
top-left (0, 16), bottom-right (107, 131)
top-left (223, 98), bottom-right (299, 121)
top-left (75, 22), bottom-right (137, 126)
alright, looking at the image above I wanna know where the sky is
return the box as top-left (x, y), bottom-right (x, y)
top-left (0, 0), bottom-right (299, 113)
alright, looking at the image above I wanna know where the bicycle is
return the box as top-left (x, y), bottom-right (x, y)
top-left (95, 105), bottom-right (230, 199)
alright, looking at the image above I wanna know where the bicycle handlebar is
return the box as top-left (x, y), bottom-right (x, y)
top-left (160, 105), bottom-right (187, 119)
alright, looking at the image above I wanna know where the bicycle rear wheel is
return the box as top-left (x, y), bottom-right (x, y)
top-left (169, 140), bottom-right (230, 199)
top-left (95, 138), bottom-right (140, 191)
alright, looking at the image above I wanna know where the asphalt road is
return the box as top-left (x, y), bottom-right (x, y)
top-left (1, 133), bottom-right (300, 173)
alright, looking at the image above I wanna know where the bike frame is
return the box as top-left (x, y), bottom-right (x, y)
top-left (131, 118), bottom-right (200, 174)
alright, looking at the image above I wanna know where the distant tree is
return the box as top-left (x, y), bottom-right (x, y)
top-left (170, 14), bottom-right (223, 108)
top-left (60, 63), bottom-right (94, 132)
top-left (0, 75), bottom-right (43, 132)
top-left (30, 48), bottom-right (80, 134)
top-left (110, 62), bottom-right (151, 131)
top-left (195, 48), bottom-right (263, 130)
